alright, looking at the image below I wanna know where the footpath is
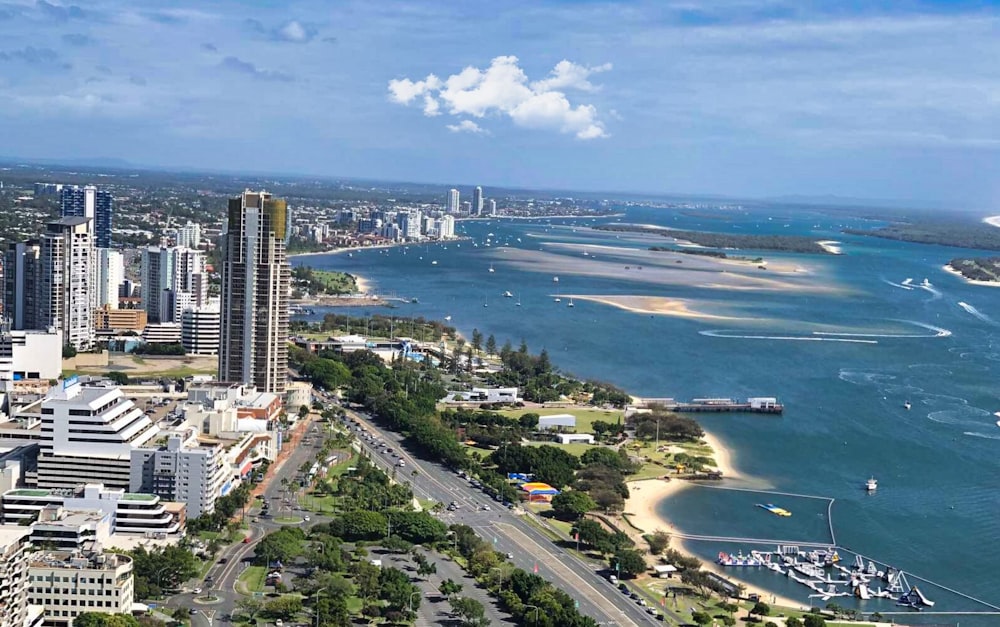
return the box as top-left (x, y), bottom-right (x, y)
top-left (250, 413), bottom-right (315, 500)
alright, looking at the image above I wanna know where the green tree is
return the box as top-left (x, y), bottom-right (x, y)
top-left (451, 596), bottom-right (490, 627)
top-left (73, 614), bottom-right (140, 627)
top-left (386, 510), bottom-right (448, 544)
top-left (255, 527), bottom-right (306, 564)
top-left (646, 530), bottom-right (670, 555)
top-left (439, 578), bottom-right (463, 598)
top-left (416, 560), bottom-right (437, 578)
top-left (550, 491), bottom-right (596, 520)
top-left (350, 559), bottom-right (381, 602)
top-left (105, 371), bottom-right (130, 385)
top-left (335, 510), bottom-right (388, 541)
top-left (802, 616), bottom-right (827, 627)
top-left (263, 596), bottom-right (302, 619)
top-left (749, 601), bottom-right (771, 620)
top-left (235, 597), bottom-right (264, 623)
top-left (485, 334), bottom-right (497, 356)
top-left (691, 611), bottom-right (713, 626)
top-left (298, 405), bottom-right (310, 419)
top-left (785, 618), bottom-right (804, 627)
top-left (471, 329), bottom-right (483, 354)
top-left (611, 549), bottom-right (647, 577)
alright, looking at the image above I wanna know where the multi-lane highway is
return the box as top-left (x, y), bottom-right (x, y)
top-left (340, 404), bottom-right (670, 627)
top-left (161, 399), bottom-right (676, 627)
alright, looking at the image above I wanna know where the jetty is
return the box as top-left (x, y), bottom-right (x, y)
top-left (634, 397), bottom-right (783, 415)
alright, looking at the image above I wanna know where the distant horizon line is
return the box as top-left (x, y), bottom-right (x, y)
top-left (0, 154), bottom-right (979, 214)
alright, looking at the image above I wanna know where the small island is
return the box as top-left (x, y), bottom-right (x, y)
top-left (945, 257), bottom-right (1000, 285)
top-left (595, 224), bottom-right (832, 254)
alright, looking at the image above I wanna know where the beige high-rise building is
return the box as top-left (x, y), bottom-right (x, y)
top-left (218, 190), bottom-right (290, 394)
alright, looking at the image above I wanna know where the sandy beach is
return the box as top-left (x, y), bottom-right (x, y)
top-left (623, 477), bottom-right (805, 610)
top-left (982, 215), bottom-right (1000, 229)
top-left (816, 240), bottom-right (843, 255)
top-left (354, 274), bottom-right (372, 294)
top-left (560, 294), bottom-right (753, 322)
top-left (942, 263), bottom-right (1000, 288)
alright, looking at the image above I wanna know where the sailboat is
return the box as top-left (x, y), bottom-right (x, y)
top-left (866, 477), bottom-right (878, 492)
top-left (567, 298), bottom-right (575, 308)
top-left (516, 293), bottom-right (522, 307)
top-left (489, 264), bottom-right (495, 273)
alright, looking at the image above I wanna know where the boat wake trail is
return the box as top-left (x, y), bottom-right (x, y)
top-left (963, 431), bottom-right (1000, 441)
top-left (698, 331), bottom-right (878, 344)
top-left (702, 320), bottom-right (952, 343)
top-left (883, 279), bottom-right (914, 291)
top-left (958, 301), bottom-right (994, 324)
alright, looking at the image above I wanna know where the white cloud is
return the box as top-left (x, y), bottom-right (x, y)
top-left (446, 120), bottom-right (487, 134)
top-left (387, 56), bottom-right (609, 140)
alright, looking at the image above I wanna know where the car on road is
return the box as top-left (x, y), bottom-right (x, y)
top-left (189, 609), bottom-right (198, 615)
top-left (396, 459), bottom-right (405, 467)
top-left (506, 552), bottom-right (514, 559)
top-left (303, 515), bottom-right (311, 522)
top-left (192, 588), bottom-right (202, 594)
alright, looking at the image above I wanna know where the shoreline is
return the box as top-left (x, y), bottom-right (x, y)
top-left (457, 213), bottom-right (624, 221)
top-left (942, 263), bottom-right (1000, 288)
top-left (982, 215), bottom-right (1000, 229)
top-left (289, 237), bottom-right (467, 260)
top-left (623, 477), bottom-right (805, 611)
top-left (816, 240), bottom-right (843, 255)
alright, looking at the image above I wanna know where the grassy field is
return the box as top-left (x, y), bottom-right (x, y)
top-left (313, 270), bottom-right (358, 294)
top-left (493, 406), bottom-right (624, 434)
top-left (626, 438), bottom-right (717, 480)
top-left (237, 566), bottom-right (266, 594)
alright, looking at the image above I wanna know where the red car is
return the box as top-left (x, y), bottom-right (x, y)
top-left (243, 536), bottom-right (251, 543)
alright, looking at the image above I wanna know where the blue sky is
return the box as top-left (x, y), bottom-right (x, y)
top-left (0, 0), bottom-right (998, 205)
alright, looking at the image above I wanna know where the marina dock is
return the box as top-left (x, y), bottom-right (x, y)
top-left (636, 397), bottom-right (784, 414)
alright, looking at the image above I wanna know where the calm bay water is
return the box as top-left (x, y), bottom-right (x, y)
top-left (295, 205), bottom-right (1000, 625)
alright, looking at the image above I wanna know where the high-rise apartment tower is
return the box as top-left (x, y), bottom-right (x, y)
top-left (218, 190), bottom-right (290, 393)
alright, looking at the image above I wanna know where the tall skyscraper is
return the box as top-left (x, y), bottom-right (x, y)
top-left (218, 190), bottom-right (290, 394)
top-left (140, 246), bottom-right (206, 323)
top-left (61, 185), bottom-right (113, 249)
top-left (472, 186), bottom-right (484, 216)
top-left (488, 199), bottom-right (497, 216)
top-left (96, 248), bottom-right (124, 310)
top-left (41, 217), bottom-right (95, 350)
top-left (3, 242), bottom-right (41, 330)
top-left (176, 221), bottom-right (201, 249)
top-left (447, 188), bottom-right (460, 214)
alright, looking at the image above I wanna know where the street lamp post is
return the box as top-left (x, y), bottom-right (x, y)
top-left (314, 587), bottom-right (327, 627)
top-left (524, 604), bottom-right (540, 624)
top-left (490, 566), bottom-right (505, 590)
top-left (408, 591), bottom-right (422, 614)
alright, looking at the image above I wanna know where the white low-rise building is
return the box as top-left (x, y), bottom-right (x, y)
top-left (538, 414), bottom-right (577, 430)
top-left (1, 484), bottom-right (181, 537)
top-left (554, 433), bottom-right (594, 445)
top-left (130, 431), bottom-right (227, 519)
top-left (28, 549), bottom-right (134, 627)
top-left (0, 524), bottom-right (43, 627)
top-left (0, 328), bottom-right (62, 383)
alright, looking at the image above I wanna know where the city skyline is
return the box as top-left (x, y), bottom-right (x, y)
top-left (0, 1), bottom-right (997, 206)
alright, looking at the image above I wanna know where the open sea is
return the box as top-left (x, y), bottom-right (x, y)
top-left (294, 204), bottom-right (1000, 625)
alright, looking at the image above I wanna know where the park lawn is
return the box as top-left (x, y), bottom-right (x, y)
top-left (237, 566), bottom-right (266, 594)
top-left (326, 454), bottom-right (357, 477)
top-left (626, 438), bottom-right (720, 480)
top-left (493, 407), bottom-right (624, 434)
top-left (313, 270), bottom-right (358, 294)
top-left (346, 596), bottom-right (364, 614)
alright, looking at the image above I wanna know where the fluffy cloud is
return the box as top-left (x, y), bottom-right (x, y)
top-left (219, 56), bottom-right (293, 82)
top-left (446, 120), bottom-right (487, 134)
top-left (245, 18), bottom-right (318, 43)
top-left (388, 56), bottom-right (610, 140)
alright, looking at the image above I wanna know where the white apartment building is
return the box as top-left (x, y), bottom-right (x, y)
top-left (27, 507), bottom-right (112, 551)
top-left (180, 302), bottom-right (220, 355)
top-left (0, 328), bottom-right (62, 382)
top-left (447, 188), bottom-right (460, 214)
top-left (130, 431), bottom-right (227, 519)
top-left (34, 379), bottom-right (160, 490)
top-left (142, 322), bottom-right (182, 345)
top-left (95, 249), bottom-right (123, 310)
top-left (28, 550), bottom-right (133, 627)
top-left (437, 215), bottom-right (455, 239)
top-left (175, 221), bottom-right (201, 249)
top-left (140, 246), bottom-right (206, 324)
top-left (0, 525), bottom-right (43, 627)
top-left (41, 218), bottom-right (95, 351)
top-left (1, 484), bottom-right (181, 537)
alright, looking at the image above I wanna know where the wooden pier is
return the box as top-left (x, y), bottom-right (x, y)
top-left (637, 397), bottom-right (784, 415)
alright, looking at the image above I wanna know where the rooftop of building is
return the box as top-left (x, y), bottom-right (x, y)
top-left (6, 489), bottom-right (53, 497)
top-left (29, 550), bottom-right (131, 569)
top-left (120, 493), bottom-right (157, 502)
top-left (0, 524), bottom-right (31, 546)
top-left (48, 216), bottom-right (91, 227)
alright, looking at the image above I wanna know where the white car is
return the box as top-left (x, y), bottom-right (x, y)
top-left (191, 587), bottom-right (202, 594)
top-left (396, 460), bottom-right (405, 467)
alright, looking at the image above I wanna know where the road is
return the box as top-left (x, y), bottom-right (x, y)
top-left (162, 416), bottom-right (334, 620)
top-left (341, 405), bottom-right (666, 627)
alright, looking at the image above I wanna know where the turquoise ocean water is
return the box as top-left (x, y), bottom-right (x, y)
top-left (295, 205), bottom-right (1000, 625)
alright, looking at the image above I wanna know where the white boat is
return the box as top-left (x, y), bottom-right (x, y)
top-left (444, 316), bottom-right (452, 322)
top-left (866, 477), bottom-right (878, 492)
top-left (552, 276), bottom-right (559, 282)
top-left (903, 401), bottom-right (911, 410)
top-left (431, 260), bottom-right (438, 265)
top-left (567, 298), bottom-right (575, 308)
top-left (502, 291), bottom-right (513, 298)
top-left (554, 297), bottom-right (561, 303)
top-left (488, 265), bottom-right (495, 273)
